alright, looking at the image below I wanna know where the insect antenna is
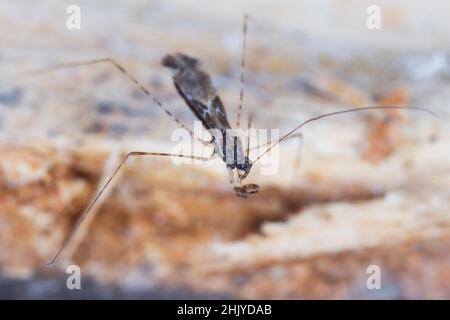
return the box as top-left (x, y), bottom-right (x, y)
top-left (11, 58), bottom-right (199, 138)
top-left (253, 106), bottom-right (438, 164)
top-left (46, 151), bottom-right (213, 266)
top-left (236, 14), bottom-right (249, 128)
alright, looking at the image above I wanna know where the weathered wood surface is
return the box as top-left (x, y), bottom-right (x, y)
top-left (0, 1), bottom-right (449, 298)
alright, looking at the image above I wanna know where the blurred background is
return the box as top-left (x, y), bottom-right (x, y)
top-left (0, 0), bottom-right (449, 299)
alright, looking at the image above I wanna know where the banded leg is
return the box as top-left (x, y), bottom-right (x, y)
top-left (236, 14), bottom-right (249, 128)
top-left (11, 57), bottom-right (212, 146)
top-left (46, 150), bottom-right (214, 266)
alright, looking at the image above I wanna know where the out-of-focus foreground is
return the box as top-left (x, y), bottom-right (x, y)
top-left (0, 0), bottom-right (449, 299)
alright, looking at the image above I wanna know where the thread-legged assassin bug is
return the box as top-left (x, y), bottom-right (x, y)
top-left (7, 15), bottom-right (436, 265)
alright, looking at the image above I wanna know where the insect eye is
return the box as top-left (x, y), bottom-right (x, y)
top-left (242, 183), bottom-right (260, 194)
top-left (234, 186), bottom-right (248, 198)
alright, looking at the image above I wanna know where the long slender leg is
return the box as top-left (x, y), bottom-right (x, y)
top-left (46, 150), bottom-right (214, 266)
top-left (250, 106), bottom-right (436, 184)
top-left (253, 106), bottom-right (436, 164)
top-left (55, 147), bottom-right (122, 267)
top-left (11, 58), bottom-right (211, 143)
top-left (236, 14), bottom-right (249, 128)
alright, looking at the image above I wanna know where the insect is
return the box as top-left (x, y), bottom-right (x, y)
top-left (11, 15), bottom-right (436, 265)
top-left (161, 52), bottom-right (260, 197)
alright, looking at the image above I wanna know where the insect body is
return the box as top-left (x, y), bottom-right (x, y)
top-left (162, 53), bottom-right (257, 197)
